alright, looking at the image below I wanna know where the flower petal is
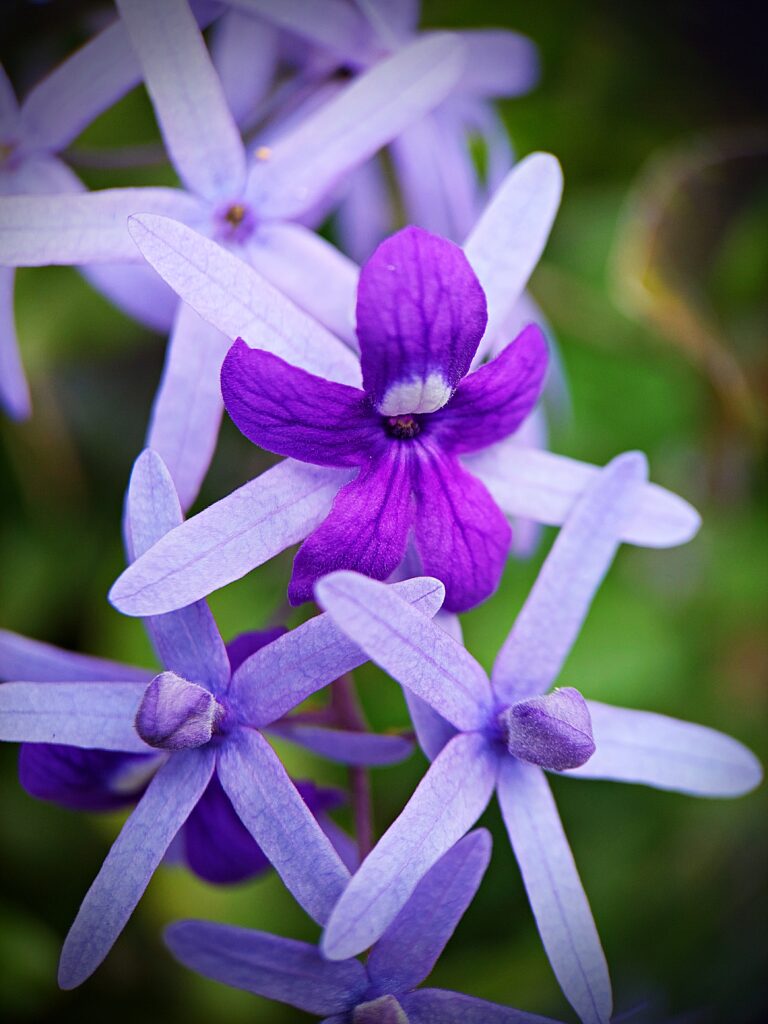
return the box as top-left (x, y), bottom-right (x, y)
top-left (248, 34), bottom-right (465, 220)
top-left (403, 690), bottom-right (457, 761)
top-left (457, 29), bottom-right (540, 98)
top-left (270, 723), bottom-right (413, 766)
top-left (431, 325), bottom-right (547, 455)
top-left (315, 571), bottom-right (492, 729)
top-left (497, 759), bottom-right (612, 1024)
top-left (357, 226), bottom-right (487, 414)
top-left (145, 303), bottom-right (230, 510)
top-left (110, 459), bottom-right (349, 616)
top-left (228, 576), bottom-right (445, 726)
top-left (125, 449), bottom-right (230, 693)
top-left (225, 628), bottom-right (287, 674)
top-left (221, 339), bottom-right (377, 467)
top-left (0, 265), bottom-right (30, 420)
top-left (463, 154), bottom-right (562, 361)
top-left (336, 158), bottom-right (392, 265)
top-left (226, 0), bottom-right (368, 62)
top-left (0, 682), bottom-right (151, 752)
top-left (218, 727), bottom-right (350, 924)
top-left (0, 63), bottom-right (19, 129)
top-left (569, 701), bottom-right (762, 797)
top-left (400, 988), bottom-right (560, 1023)
top-left (19, 745), bottom-right (156, 813)
top-left (0, 188), bottom-right (203, 266)
top-left (289, 448), bottom-right (413, 605)
top-left (321, 732), bottom-right (498, 960)
top-left (245, 222), bottom-right (358, 346)
top-left (0, 629), bottom-right (150, 683)
top-left (465, 443), bottom-right (701, 548)
top-left (166, 919), bottom-right (367, 1014)
top-left (210, 11), bottom-right (278, 126)
top-left (367, 829), bottom-right (491, 994)
top-left (80, 263), bottom-right (177, 333)
top-left (491, 452), bottom-right (649, 703)
top-left (116, 0), bottom-right (246, 201)
top-left (127, 214), bottom-right (361, 384)
top-left (412, 448), bottom-right (511, 613)
top-left (58, 746), bottom-right (215, 988)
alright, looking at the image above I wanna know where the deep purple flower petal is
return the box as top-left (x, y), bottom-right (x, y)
top-left (221, 339), bottom-right (378, 467)
top-left (165, 919), bottom-right (367, 1015)
top-left (399, 988), bottom-right (562, 1023)
top-left (322, 732), bottom-right (498, 961)
top-left (412, 448), bottom-right (511, 613)
top-left (431, 325), bottom-right (548, 455)
top-left (367, 829), bottom-right (491, 995)
top-left (289, 448), bottom-right (413, 605)
top-left (502, 688), bottom-right (595, 771)
top-left (569, 701), bottom-right (762, 796)
top-left (58, 746), bottom-right (216, 989)
top-left (225, 628), bottom-right (286, 675)
top-left (218, 727), bottom-right (350, 924)
top-left (497, 759), bottom-right (612, 1024)
top-left (228, 576), bottom-right (445, 726)
top-left (357, 227), bottom-right (487, 415)
top-left (18, 745), bottom-right (155, 812)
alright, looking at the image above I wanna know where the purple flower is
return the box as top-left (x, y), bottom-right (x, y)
top-left (0, 0), bottom-right (464, 508)
top-left (165, 829), bottom-right (564, 1023)
top-left (313, 453), bottom-right (762, 1024)
top-left (0, 448), bottom-right (443, 987)
top-left (219, 224), bottom-right (548, 611)
top-left (108, 156), bottom-right (699, 621)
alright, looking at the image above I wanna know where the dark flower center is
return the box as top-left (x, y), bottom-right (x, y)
top-left (225, 203), bottom-right (247, 226)
top-left (385, 414), bottom-right (421, 440)
top-left (214, 201), bottom-right (256, 244)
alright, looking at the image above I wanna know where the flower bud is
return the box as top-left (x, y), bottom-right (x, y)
top-left (501, 687), bottom-right (595, 771)
top-left (135, 671), bottom-right (223, 751)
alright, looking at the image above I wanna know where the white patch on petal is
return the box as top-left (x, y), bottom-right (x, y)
top-left (378, 373), bottom-right (452, 415)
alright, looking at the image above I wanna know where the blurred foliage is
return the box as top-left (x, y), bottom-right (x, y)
top-left (1, 1), bottom-right (767, 1023)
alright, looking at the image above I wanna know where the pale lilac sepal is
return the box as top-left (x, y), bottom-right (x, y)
top-left (271, 723), bottom-right (413, 767)
top-left (354, 995), bottom-right (409, 1023)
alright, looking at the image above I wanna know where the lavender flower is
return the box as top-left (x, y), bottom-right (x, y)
top-left (107, 156), bottom-right (698, 620)
top-left (0, 449), bottom-right (444, 987)
top-left (313, 453), bottom-right (762, 1024)
top-left (165, 829), bottom-right (564, 1023)
top-left (0, 0), bottom-right (464, 508)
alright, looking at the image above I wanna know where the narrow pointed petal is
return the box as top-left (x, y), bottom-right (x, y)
top-left (465, 443), bottom-right (701, 548)
top-left (492, 452), bottom-right (649, 703)
top-left (221, 340), bottom-right (377, 467)
top-left (210, 11), bottom-right (278, 126)
top-left (400, 988), bottom-right (561, 1023)
top-left (0, 682), bottom-right (151, 752)
top-left (404, 690), bottom-right (457, 761)
top-left (0, 265), bottom-right (30, 419)
top-left (111, 459), bottom-right (349, 616)
top-left (19, 20), bottom-right (140, 151)
top-left (464, 154), bottom-right (562, 361)
top-left (289, 448), bottom-right (413, 605)
top-left (457, 29), bottom-right (540, 97)
top-left (270, 723), bottom-right (413, 766)
top-left (229, 576), bottom-right (445, 726)
top-left (412, 449), bottom-right (511, 613)
top-left (19, 745), bottom-right (157, 813)
top-left (0, 63), bottom-right (19, 129)
top-left (0, 189), bottom-right (203, 266)
top-left (249, 34), bottom-right (465, 219)
top-left (218, 728), bottom-right (350, 924)
top-left (127, 215), bottom-right (361, 384)
top-left (336, 158), bottom-right (392, 265)
top-left (116, 0), bottom-right (246, 201)
top-left (0, 629), bottom-right (150, 683)
top-left (431, 325), bottom-right (548, 455)
top-left (368, 829), bottom-right (491, 994)
top-left (246, 223), bottom-right (359, 346)
top-left (146, 303), bottom-right (230, 510)
top-left (498, 759), bottom-right (612, 1024)
top-left (166, 920), bottom-right (366, 1014)
top-left (569, 701), bottom-right (762, 797)
top-left (226, 0), bottom-right (368, 61)
top-left (316, 571), bottom-right (492, 729)
top-left (322, 732), bottom-right (497, 960)
top-left (357, 227), bottom-right (487, 415)
top-left (80, 263), bottom-right (177, 333)
top-left (58, 746), bottom-right (215, 989)
top-left (125, 449), bottom-right (230, 692)
top-left (364, 0), bottom-right (419, 37)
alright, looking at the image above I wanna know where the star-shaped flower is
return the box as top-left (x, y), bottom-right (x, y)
top-left (165, 829), bottom-right (564, 1024)
top-left (0, 448), bottom-right (443, 987)
top-left (313, 453), bottom-right (761, 1024)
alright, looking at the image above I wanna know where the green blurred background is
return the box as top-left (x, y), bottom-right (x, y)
top-left (1, 1), bottom-right (766, 1021)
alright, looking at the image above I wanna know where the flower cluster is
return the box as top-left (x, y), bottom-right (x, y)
top-left (0, 3), bottom-right (761, 1022)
